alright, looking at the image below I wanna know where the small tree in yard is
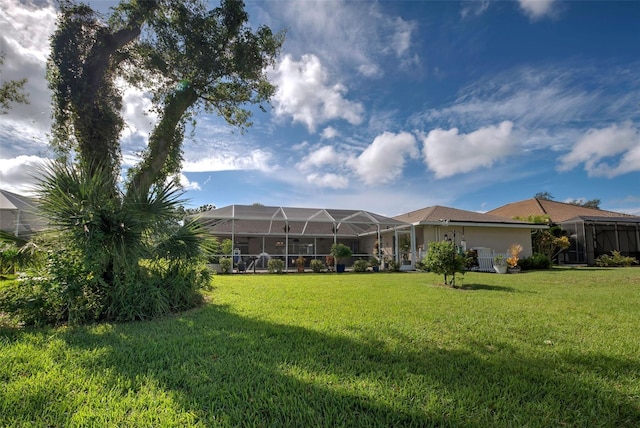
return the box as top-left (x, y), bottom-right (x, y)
top-left (423, 241), bottom-right (466, 287)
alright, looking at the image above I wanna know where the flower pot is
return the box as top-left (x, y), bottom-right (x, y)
top-left (508, 266), bottom-right (521, 274)
top-left (372, 266), bottom-right (379, 272)
top-left (297, 266), bottom-right (305, 273)
top-left (493, 264), bottom-right (508, 274)
top-left (336, 264), bottom-right (346, 273)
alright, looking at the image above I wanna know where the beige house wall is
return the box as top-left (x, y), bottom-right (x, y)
top-left (416, 225), bottom-right (533, 257)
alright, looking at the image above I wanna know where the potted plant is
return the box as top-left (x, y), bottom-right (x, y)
top-left (507, 244), bottom-right (523, 273)
top-left (493, 255), bottom-right (508, 274)
top-left (236, 259), bottom-right (246, 273)
top-left (369, 256), bottom-right (379, 272)
top-left (325, 255), bottom-right (335, 272)
top-left (295, 255), bottom-right (306, 273)
top-left (330, 243), bottom-right (352, 273)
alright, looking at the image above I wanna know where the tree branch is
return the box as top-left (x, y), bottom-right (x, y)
top-left (129, 87), bottom-right (199, 196)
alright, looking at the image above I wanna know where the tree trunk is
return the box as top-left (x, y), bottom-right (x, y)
top-left (128, 87), bottom-right (199, 196)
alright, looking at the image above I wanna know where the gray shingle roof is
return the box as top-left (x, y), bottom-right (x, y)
top-left (190, 204), bottom-right (408, 237)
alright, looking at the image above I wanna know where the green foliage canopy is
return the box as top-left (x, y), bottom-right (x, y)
top-left (0, 55), bottom-right (29, 113)
top-left (48, 0), bottom-right (283, 194)
top-left (423, 241), bottom-right (466, 286)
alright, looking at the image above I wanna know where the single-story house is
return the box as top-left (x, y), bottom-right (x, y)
top-left (390, 205), bottom-right (548, 272)
top-left (191, 204), bottom-right (547, 272)
top-left (488, 198), bottom-right (640, 264)
top-left (0, 189), bottom-right (47, 237)
top-left (189, 204), bottom-right (410, 271)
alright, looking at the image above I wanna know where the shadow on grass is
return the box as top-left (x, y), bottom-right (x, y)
top-left (540, 266), bottom-right (619, 272)
top-left (457, 283), bottom-right (519, 292)
top-left (2, 303), bottom-right (639, 426)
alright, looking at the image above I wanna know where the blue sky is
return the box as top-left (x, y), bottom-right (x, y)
top-left (1, 0), bottom-right (639, 217)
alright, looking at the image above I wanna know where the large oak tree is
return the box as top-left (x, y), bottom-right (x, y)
top-left (30, 0), bottom-right (283, 323)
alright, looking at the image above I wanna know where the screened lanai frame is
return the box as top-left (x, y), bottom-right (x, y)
top-left (559, 215), bottom-right (640, 265)
top-left (190, 205), bottom-right (412, 271)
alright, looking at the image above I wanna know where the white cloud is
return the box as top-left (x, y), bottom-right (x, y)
top-left (0, 155), bottom-right (48, 194)
top-left (266, 1), bottom-right (418, 78)
top-left (177, 173), bottom-right (200, 191)
top-left (305, 172), bottom-right (348, 190)
top-left (297, 146), bottom-right (340, 171)
top-left (420, 121), bottom-right (514, 178)
top-left (182, 149), bottom-right (275, 173)
top-left (461, 1), bottom-right (491, 19)
top-left (357, 64), bottom-right (381, 78)
top-left (270, 54), bottom-right (364, 133)
top-left (0, 0), bottom-right (57, 154)
top-left (349, 132), bottom-right (418, 185)
top-left (389, 17), bottom-right (414, 58)
top-left (518, 0), bottom-right (557, 19)
top-left (558, 122), bottom-right (640, 177)
top-left (423, 71), bottom-right (596, 133)
top-left (119, 82), bottom-right (158, 141)
top-left (321, 126), bottom-right (339, 140)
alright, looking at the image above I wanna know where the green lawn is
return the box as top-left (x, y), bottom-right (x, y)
top-left (1, 268), bottom-right (639, 427)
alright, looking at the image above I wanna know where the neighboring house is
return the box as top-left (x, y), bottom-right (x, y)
top-left (391, 205), bottom-right (547, 272)
top-left (190, 204), bottom-right (410, 271)
top-left (0, 189), bottom-right (47, 237)
top-left (488, 198), bottom-right (640, 265)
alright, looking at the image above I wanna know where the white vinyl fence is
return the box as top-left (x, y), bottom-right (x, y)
top-left (472, 247), bottom-right (509, 272)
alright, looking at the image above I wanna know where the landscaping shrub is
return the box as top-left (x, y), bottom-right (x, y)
top-left (310, 259), bottom-right (325, 273)
top-left (386, 260), bottom-right (400, 272)
top-left (0, 247), bottom-right (210, 326)
top-left (218, 257), bottom-right (233, 274)
top-left (464, 249), bottom-right (479, 270)
top-left (0, 243), bottom-right (20, 276)
top-left (415, 260), bottom-right (428, 271)
top-left (352, 259), bottom-right (369, 272)
top-left (595, 251), bottom-right (638, 267)
top-left (518, 253), bottom-right (552, 270)
top-left (5, 163), bottom-right (213, 326)
top-left (267, 258), bottom-right (285, 273)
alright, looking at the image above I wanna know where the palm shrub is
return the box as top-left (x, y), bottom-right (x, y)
top-left (0, 231), bottom-right (46, 276)
top-left (0, 161), bottom-right (210, 325)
